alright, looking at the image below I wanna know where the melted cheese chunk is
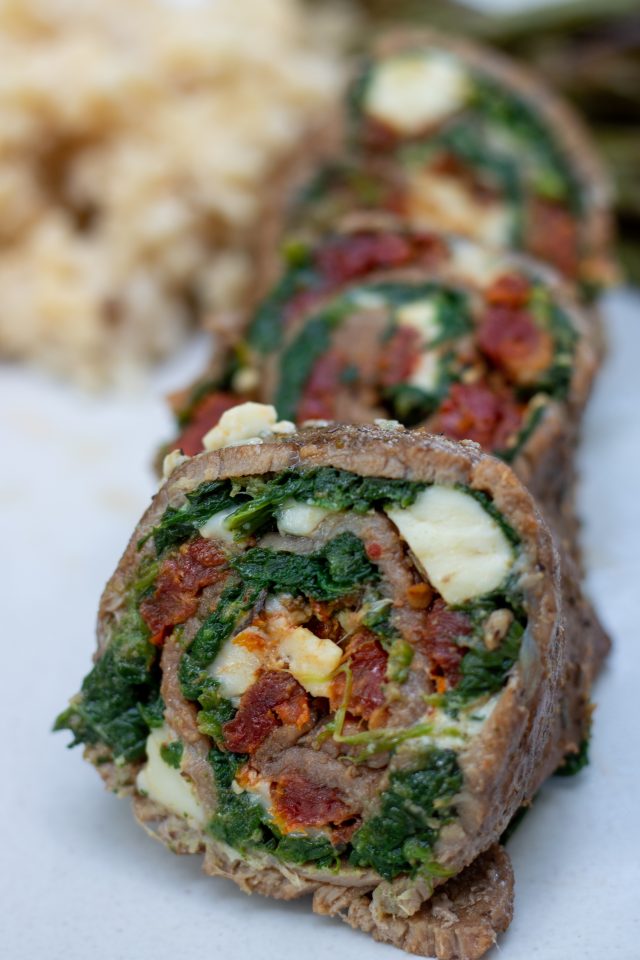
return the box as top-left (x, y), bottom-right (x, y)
top-left (365, 52), bottom-right (469, 135)
top-left (396, 298), bottom-right (441, 392)
top-left (277, 500), bottom-right (330, 536)
top-left (202, 402), bottom-right (294, 452)
top-left (210, 635), bottom-right (262, 698)
top-left (136, 726), bottom-right (205, 823)
top-left (408, 170), bottom-right (512, 247)
top-left (451, 238), bottom-right (503, 286)
top-left (386, 486), bottom-right (514, 604)
top-left (162, 449), bottom-right (189, 480)
top-left (278, 626), bottom-right (342, 697)
top-left (408, 351), bottom-right (440, 392)
top-left (199, 506), bottom-right (236, 543)
top-left (396, 298), bottom-right (440, 343)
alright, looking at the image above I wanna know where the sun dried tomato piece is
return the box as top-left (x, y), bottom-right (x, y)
top-left (431, 382), bottom-right (523, 453)
top-left (477, 305), bottom-right (553, 386)
top-left (330, 633), bottom-right (388, 721)
top-left (140, 538), bottom-right (227, 639)
top-left (318, 232), bottom-right (410, 284)
top-left (297, 349), bottom-right (345, 422)
top-left (419, 599), bottom-right (471, 688)
top-left (171, 392), bottom-right (239, 457)
top-left (271, 773), bottom-right (354, 829)
top-left (527, 198), bottom-right (579, 278)
top-left (315, 231), bottom-right (412, 287)
top-left (485, 273), bottom-right (531, 308)
top-left (378, 325), bottom-right (421, 387)
top-left (222, 671), bottom-right (310, 754)
top-left (306, 599), bottom-right (343, 642)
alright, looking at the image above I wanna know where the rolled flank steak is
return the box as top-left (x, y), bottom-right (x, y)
top-left (56, 407), bottom-right (608, 959)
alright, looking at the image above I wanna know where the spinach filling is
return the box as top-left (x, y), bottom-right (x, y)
top-left (143, 479), bottom-right (240, 555)
top-left (349, 749), bottom-right (462, 881)
top-left (54, 559), bottom-right (163, 763)
top-left (147, 465), bottom-right (425, 548)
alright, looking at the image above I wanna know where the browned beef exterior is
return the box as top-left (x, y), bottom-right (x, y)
top-left (313, 844), bottom-right (514, 960)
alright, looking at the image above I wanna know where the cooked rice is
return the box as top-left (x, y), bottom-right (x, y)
top-left (0, 0), bottom-right (349, 386)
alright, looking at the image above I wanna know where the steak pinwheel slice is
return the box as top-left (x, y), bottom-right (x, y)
top-left (289, 30), bottom-right (615, 293)
top-left (56, 411), bottom-right (609, 960)
top-left (218, 226), bottom-right (597, 543)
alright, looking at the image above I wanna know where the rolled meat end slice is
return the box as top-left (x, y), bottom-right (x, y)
top-left (55, 415), bottom-right (609, 959)
top-left (292, 29), bottom-right (615, 292)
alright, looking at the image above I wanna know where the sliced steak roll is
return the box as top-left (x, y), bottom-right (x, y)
top-left (290, 29), bottom-right (615, 294)
top-left (175, 225), bottom-right (598, 549)
top-left (56, 412), bottom-right (608, 960)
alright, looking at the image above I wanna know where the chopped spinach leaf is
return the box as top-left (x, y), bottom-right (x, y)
top-left (207, 749), bottom-right (265, 850)
top-left (555, 736), bottom-right (590, 777)
top-left (160, 740), bottom-right (183, 769)
top-left (274, 307), bottom-right (346, 421)
top-left (197, 689), bottom-right (237, 743)
top-left (138, 695), bottom-right (166, 730)
top-left (231, 532), bottom-right (379, 602)
top-left (144, 479), bottom-right (240, 555)
top-left (270, 831), bottom-right (340, 869)
top-left (349, 749), bottom-right (462, 880)
top-left (225, 466), bottom-right (424, 537)
top-left (445, 618), bottom-right (524, 713)
top-left (247, 262), bottom-right (320, 355)
top-left (179, 579), bottom-right (260, 702)
top-left (54, 601), bottom-right (159, 763)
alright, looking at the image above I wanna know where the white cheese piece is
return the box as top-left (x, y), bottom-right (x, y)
top-left (408, 170), bottom-right (513, 247)
top-left (202, 402), bottom-right (292, 451)
top-left (199, 506), bottom-right (237, 543)
top-left (210, 635), bottom-right (262, 698)
top-left (408, 350), bottom-right (440, 392)
top-left (395, 298), bottom-right (441, 391)
top-left (365, 52), bottom-right (469, 135)
top-left (451, 238), bottom-right (503, 286)
top-left (136, 726), bottom-right (205, 823)
top-left (162, 449), bottom-right (190, 480)
top-left (396, 298), bottom-right (440, 343)
top-left (278, 626), bottom-right (342, 697)
top-left (277, 500), bottom-right (330, 537)
top-left (386, 486), bottom-right (514, 604)
top-left (231, 366), bottom-right (260, 394)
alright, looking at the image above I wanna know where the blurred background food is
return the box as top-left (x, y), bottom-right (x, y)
top-left (348, 0), bottom-right (640, 281)
top-left (0, 0), bottom-right (636, 389)
top-left (0, 0), bottom-right (350, 386)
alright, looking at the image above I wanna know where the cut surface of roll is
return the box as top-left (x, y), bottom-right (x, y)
top-left (56, 417), bottom-right (608, 959)
top-left (289, 30), bottom-right (614, 292)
